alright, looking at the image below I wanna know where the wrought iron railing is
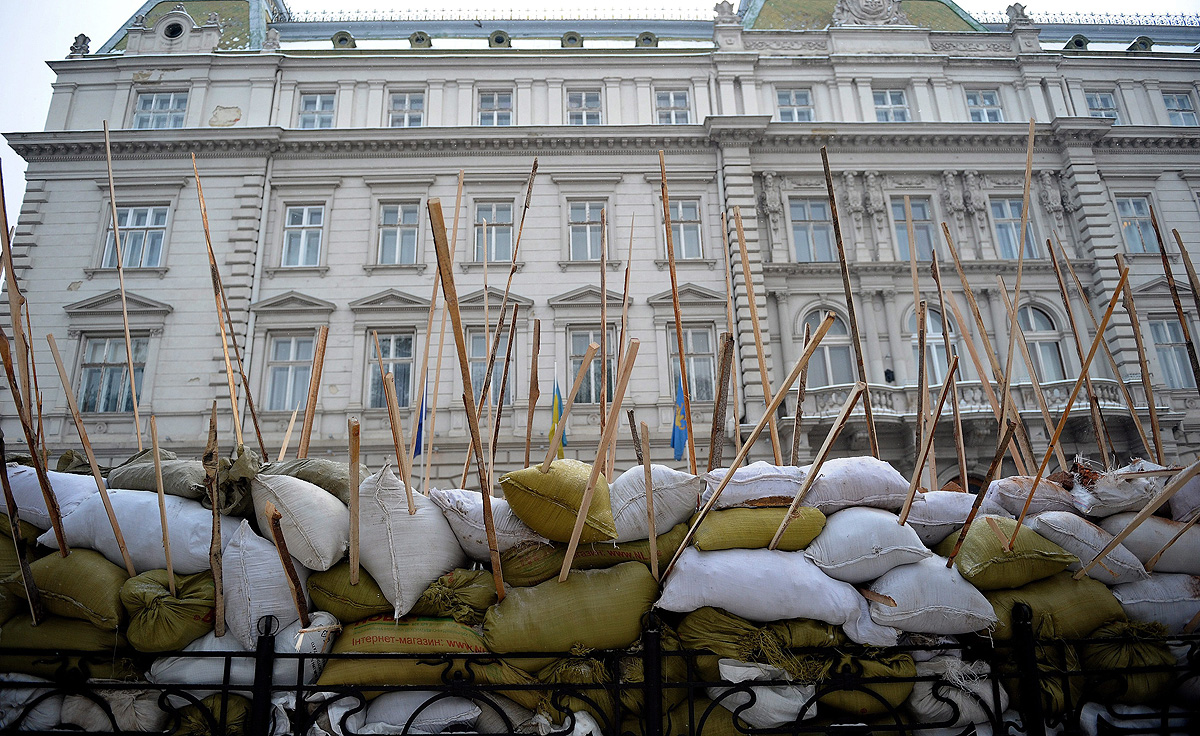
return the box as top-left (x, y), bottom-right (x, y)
top-left (274, 8), bottom-right (716, 24)
top-left (974, 12), bottom-right (1200, 26)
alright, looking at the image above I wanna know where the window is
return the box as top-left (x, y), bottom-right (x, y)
top-left (133, 92), bottom-right (187, 129)
top-left (474, 202), bottom-right (514, 262)
top-left (368, 332), bottom-right (414, 408)
top-left (892, 197), bottom-right (937, 261)
top-left (102, 206), bottom-right (169, 268)
top-left (802, 312), bottom-right (853, 388)
top-left (568, 201), bottom-right (605, 261)
top-left (378, 203), bottom-right (419, 265)
top-left (777, 88), bottom-right (814, 122)
top-left (469, 329), bottom-right (512, 405)
top-left (567, 90), bottom-right (602, 125)
top-left (966, 89), bottom-right (1004, 122)
top-left (1085, 91), bottom-right (1120, 123)
top-left (668, 326), bottom-right (716, 402)
top-left (1017, 306), bottom-right (1067, 382)
top-left (990, 198), bottom-right (1039, 259)
top-left (79, 336), bottom-right (147, 413)
top-left (1116, 196), bottom-right (1158, 254)
top-left (908, 308), bottom-right (959, 385)
top-left (655, 90), bottom-right (691, 125)
top-left (1164, 92), bottom-right (1198, 126)
top-left (388, 92), bottom-right (424, 127)
top-left (478, 91), bottom-right (513, 126)
top-left (298, 94), bottom-right (335, 129)
top-left (282, 205), bottom-right (323, 266)
top-left (569, 328), bottom-right (616, 404)
top-left (1150, 319), bottom-right (1196, 389)
top-left (789, 199), bottom-right (835, 262)
top-left (874, 89), bottom-right (909, 122)
top-left (668, 199), bottom-right (702, 259)
top-left (266, 335), bottom-right (313, 411)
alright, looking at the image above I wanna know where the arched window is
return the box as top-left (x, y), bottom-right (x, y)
top-left (1017, 306), bottom-right (1067, 382)
top-left (802, 311), bottom-right (853, 387)
top-left (907, 307), bottom-right (959, 384)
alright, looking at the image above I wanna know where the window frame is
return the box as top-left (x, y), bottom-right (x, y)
top-left (132, 90), bottom-right (189, 129)
top-left (890, 196), bottom-right (940, 261)
top-left (473, 200), bottom-right (516, 263)
top-left (788, 197), bottom-right (836, 263)
top-left (965, 89), bottom-right (1004, 123)
top-left (1164, 92), bottom-right (1199, 126)
top-left (1016, 305), bottom-right (1068, 383)
top-left (568, 326), bottom-right (617, 405)
top-left (468, 326), bottom-right (514, 406)
top-left (567, 200), bottom-right (607, 262)
top-left (776, 87), bottom-right (814, 123)
top-left (907, 306), bottom-right (961, 386)
top-left (388, 91), bottom-right (425, 128)
top-left (667, 324), bottom-right (718, 403)
top-left (873, 88), bottom-right (910, 122)
top-left (280, 204), bottom-right (326, 267)
top-left (376, 201), bottom-right (421, 266)
top-left (76, 334), bottom-right (150, 414)
top-left (1149, 317), bottom-right (1197, 389)
top-left (655, 88), bottom-right (692, 125)
top-left (1084, 90), bottom-right (1121, 123)
top-left (478, 89), bottom-right (514, 127)
top-left (800, 311), bottom-right (854, 388)
top-left (566, 89), bottom-right (603, 126)
top-left (366, 330), bottom-right (416, 409)
top-left (296, 92), bottom-right (336, 129)
top-left (1114, 195), bottom-right (1159, 254)
top-left (100, 204), bottom-right (172, 269)
top-left (988, 197), bottom-right (1040, 260)
top-left (264, 332), bottom-right (316, 412)
top-left (667, 198), bottom-right (704, 260)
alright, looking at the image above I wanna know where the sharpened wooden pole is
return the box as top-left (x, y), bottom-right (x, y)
top-left (915, 300), bottom-right (930, 488)
top-left (0, 161), bottom-right (32, 424)
top-left (525, 319), bottom-right (541, 468)
top-left (1115, 253), bottom-right (1164, 465)
top-left (599, 209), bottom-right (609, 449)
top-left (1172, 230), bottom-right (1200, 337)
top-left (278, 402), bottom-right (300, 462)
top-left (790, 324), bottom-right (811, 466)
top-left (659, 152), bottom-right (697, 473)
top-left (1151, 208), bottom-right (1200, 396)
top-left (640, 420), bottom-right (658, 581)
top-left (348, 416), bottom-right (360, 585)
top-left (629, 410), bottom-right (644, 466)
top-left (707, 333), bottom-right (734, 473)
top-left (900, 356), bottom-right (960, 525)
top-left (488, 304), bottom-right (521, 471)
top-left (1145, 505), bottom-right (1200, 572)
top-left (933, 256), bottom-right (970, 495)
top-left (296, 325), bottom-right (328, 458)
top-left (423, 170), bottom-right (464, 492)
top-left (719, 211), bottom-right (744, 452)
top-left (383, 370), bottom-right (415, 514)
top-left (0, 428), bottom-right (45, 623)
top-left (264, 501), bottom-right (310, 628)
top-left (204, 401), bottom-right (224, 637)
top-left (946, 420), bottom-right (1019, 567)
top-left (541, 342), bottom-right (599, 472)
top-left (150, 416), bottom-right (175, 596)
top-left (734, 206), bottom-right (783, 465)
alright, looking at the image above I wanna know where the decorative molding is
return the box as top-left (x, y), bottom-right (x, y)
top-left (64, 289), bottom-right (173, 319)
top-left (647, 283), bottom-right (726, 308)
top-left (458, 286), bottom-right (533, 310)
top-left (348, 288), bottom-right (431, 314)
top-left (250, 290), bottom-right (336, 315)
top-left (930, 40), bottom-right (1011, 54)
top-left (832, 0), bottom-right (909, 26)
top-left (547, 284), bottom-right (625, 308)
top-left (885, 174), bottom-right (934, 189)
top-left (743, 38), bottom-right (829, 51)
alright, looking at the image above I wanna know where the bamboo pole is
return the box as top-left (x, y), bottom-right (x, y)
top-left (1010, 266), bottom-right (1131, 546)
top-left (932, 256), bottom-right (971, 495)
top-left (203, 401), bottom-right (224, 637)
top-left (559, 339), bottom-right (640, 581)
top-left (789, 324), bottom-right (811, 466)
top-left (639, 421), bottom-right (658, 581)
top-left (263, 501), bottom-right (310, 628)
top-left (946, 421), bottom-right (1019, 567)
top-left (428, 197), bottom-right (506, 601)
top-left (719, 211), bottom-right (743, 451)
top-left (296, 325), bottom-right (328, 458)
top-left (770, 382), bottom-right (865, 549)
top-left (734, 206), bottom-right (783, 465)
top-left (0, 428), bottom-right (45, 624)
top-left (900, 356), bottom-right (960, 525)
top-left (820, 147), bottom-right (879, 457)
top-left (524, 319), bottom-right (541, 467)
top-left (424, 171), bottom-right (464, 491)
top-left (46, 333), bottom-right (136, 577)
top-left (149, 416), bottom-right (175, 596)
top-left (277, 402), bottom-right (300, 462)
top-left (707, 332), bottom-right (734, 472)
top-left (1150, 207), bottom-right (1200, 395)
top-left (0, 164), bottom-right (31, 423)
top-left (348, 416), bottom-right (360, 585)
top-left (664, 312), bottom-right (836, 577)
top-left (1114, 253), bottom-right (1164, 465)
top-left (540, 342), bottom-right (600, 472)
top-left (658, 151), bottom-right (697, 473)
top-left (1172, 230), bottom-right (1200, 333)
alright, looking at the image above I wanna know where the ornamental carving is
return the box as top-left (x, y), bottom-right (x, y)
top-left (744, 39), bottom-right (828, 51)
top-left (68, 34), bottom-right (89, 56)
top-left (864, 171), bottom-right (885, 215)
top-left (929, 40), bottom-right (1012, 54)
top-left (832, 0), bottom-right (909, 26)
top-left (842, 171), bottom-right (865, 229)
top-left (941, 170), bottom-right (966, 226)
top-left (760, 171), bottom-right (784, 235)
top-left (986, 174), bottom-right (1023, 189)
top-left (886, 174), bottom-right (932, 189)
top-left (1037, 170), bottom-right (1065, 227)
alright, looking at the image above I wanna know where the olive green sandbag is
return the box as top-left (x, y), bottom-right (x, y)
top-left (107, 448), bottom-right (205, 500)
top-left (499, 459), bottom-right (616, 543)
top-left (261, 458), bottom-right (369, 505)
top-left (0, 513), bottom-right (43, 543)
top-left (1, 548), bottom-right (128, 629)
top-left (1000, 640), bottom-right (1082, 716)
top-left (1081, 620), bottom-right (1175, 704)
top-left (818, 650), bottom-right (916, 716)
top-left (985, 571), bottom-right (1126, 641)
top-left (537, 656), bottom-right (617, 726)
top-left (693, 507), bottom-right (825, 552)
top-left (410, 569), bottom-right (498, 626)
top-left (307, 561), bottom-right (392, 623)
top-left (484, 562), bottom-right (657, 654)
top-left (501, 523), bottom-right (688, 587)
top-left (121, 570), bottom-right (215, 652)
top-left (0, 537), bottom-right (19, 581)
top-left (0, 614), bottom-right (136, 680)
top-left (677, 607), bottom-right (841, 683)
top-left (0, 588), bottom-right (20, 626)
top-left (172, 694), bottom-right (250, 736)
top-left (935, 516), bottom-right (1077, 590)
top-left (619, 625), bottom-right (691, 716)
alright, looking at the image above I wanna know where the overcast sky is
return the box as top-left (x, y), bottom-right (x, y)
top-left (2, 0), bottom-right (1195, 218)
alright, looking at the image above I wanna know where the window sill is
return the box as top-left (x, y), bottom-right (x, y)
top-left (264, 266), bottom-right (329, 278)
top-left (654, 258), bottom-right (717, 271)
top-left (362, 263), bottom-right (428, 275)
top-left (458, 261), bottom-right (524, 274)
top-left (556, 260), bottom-right (624, 273)
top-left (84, 267), bottom-right (169, 280)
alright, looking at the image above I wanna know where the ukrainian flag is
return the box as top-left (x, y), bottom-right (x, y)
top-left (671, 375), bottom-right (688, 461)
top-left (550, 369), bottom-right (566, 459)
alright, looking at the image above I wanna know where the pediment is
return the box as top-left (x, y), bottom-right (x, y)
top-left (547, 285), bottom-right (625, 308)
top-left (647, 283), bottom-right (727, 308)
top-left (250, 290), bottom-right (336, 314)
top-left (1132, 276), bottom-right (1194, 297)
top-left (458, 287), bottom-right (534, 310)
top-left (349, 288), bottom-right (430, 314)
top-left (64, 289), bottom-right (173, 318)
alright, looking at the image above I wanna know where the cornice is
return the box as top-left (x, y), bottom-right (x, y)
top-left (1094, 128), bottom-right (1200, 151)
top-left (753, 121), bottom-right (1131, 154)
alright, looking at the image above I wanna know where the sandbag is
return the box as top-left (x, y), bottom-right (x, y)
top-left (1002, 640), bottom-right (1082, 716)
top-left (261, 458), bottom-right (368, 505)
top-left (472, 694), bottom-right (538, 734)
top-left (868, 555), bottom-right (997, 634)
top-left (818, 650), bottom-right (915, 716)
top-left (430, 488), bottom-right (549, 560)
top-left (610, 464), bottom-right (701, 542)
top-left (677, 607), bottom-right (841, 682)
top-left (934, 515), bottom-right (1077, 590)
top-left (341, 691), bottom-right (482, 735)
top-left (984, 476), bottom-right (1076, 517)
top-left (222, 519), bottom-right (309, 650)
top-left (35, 489), bottom-right (239, 574)
top-left (485, 562), bottom-right (657, 653)
top-left (0, 673), bottom-right (63, 730)
top-left (4, 462), bottom-right (97, 528)
top-left (251, 474), bottom-right (349, 572)
top-left (500, 522), bottom-right (688, 588)
top-left (1029, 512), bottom-right (1147, 585)
top-left (307, 561), bottom-right (392, 623)
top-left (904, 490), bottom-right (1011, 546)
top-left (537, 655), bottom-right (617, 725)
top-left (358, 466), bottom-right (467, 619)
top-left (61, 683), bottom-right (170, 733)
top-left (0, 512), bottom-right (43, 542)
top-left (798, 456), bottom-right (909, 513)
top-left (985, 572), bottom-right (1126, 641)
top-left (107, 448), bottom-right (204, 499)
top-left (174, 694), bottom-right (250, 736)
top-left (410, 568), bottom-right (498, 626)
top-left (1072, 461), bottom-right (1164, 517)
top-left (1112, 573), bottom-right (1200, 634)
top-left (700, 461), bottom-right (804, 509)
top-left (906, 656), bottom-right (1008, 728)
top-left (121, 569), bottom-right (215, 652)
top-left (1081, 620), bottom-right (1175, 705)
top-left (500, 459), bottom-right (617, 543)
top-left (200, 446), bottom-right (263, 517)
top-left (0, 547), bottom-right (128, 629)
top-left (656, 547), bottom-right (899, 646)
top-left (707, 659), bottom-right (817, 728)
top-left (693, 507), bottom-right (824, 552)
top-left (1100, 513), bottom-right (1200, 575)
top-left (1168, 473), bottom-right (1200, 522)
top-left (0, 615), bottom-right (134, 680)
top-left (804, 507), bottom-right (930, 584)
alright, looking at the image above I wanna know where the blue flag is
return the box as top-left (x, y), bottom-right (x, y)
top-left (671, 375), bottom-right (688, 462)
top-left (550, 371), bottom-right (566, 459)
top-left (412, 381), bottom-right (426, 457)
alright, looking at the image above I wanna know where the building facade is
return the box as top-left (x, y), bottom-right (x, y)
top-left (4, 0), bottom-right (1200, 490)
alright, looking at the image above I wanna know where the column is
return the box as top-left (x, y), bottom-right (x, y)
top-left (45, 82), bottom-right (75, 130)
top-left (881, 291), bottom-right (907, 383)
top-left (457, 83), bottom-right (473, 126)
top-left (1000, 84), bottom-right (1025, 122)
top-left (1141, 80), bottom-right (1171, 126)
top-left (814, 82), bottom-right (833, 122)
top-left (835, 78), bottom-right (855, 121)
top-left (184, 79), bottom-right (209, 127)
top-left (911, 78), bottom-right (934, 122)
top-left (603, 77), bottom-right (621, 125)
top-left (532, 79), bottom-right (548, 125)
top-left (515, 79), bottom-right (533, 126)
top-left (110, 81), bottom-right (134, 126)
top-left (635, 78), bottom-right (653, 124)
top-left (547, 78), bottom-right (564, 126)
top-left (427, 80), bottom-right (444, 127)
top-left (854, 78), bottom-right (874, 122)
top-left (861, 290), bottom-right (884, 383)
top-left (741, 76), bottom-right (761, 116)
top-left (695, 76), bottom-right (714, 120)
top-left (931, 77), bottom-right (956, 122)
top-left (366, 80), bottom-right (385, 127)
top-left (275, 80), bottom-right (297, 127)
top-left (774, 291), bottom-right (796, 371)
top-left (1116, 80), bottom-right (1147, 125)
top-left (335, 80), bottom-right (354, 127)
top-left (717, 75), bottom-right (737, 117)
top-left (1020, 78), bottom-right (1049, 121)
top-left (984, 287), bottom-right (1009, 364)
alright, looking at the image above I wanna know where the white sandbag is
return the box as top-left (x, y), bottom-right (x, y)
top-left (223, 519), bottom-right (311, 649)
top-left (0, 673), bottom-right (62, 731)
top-left (359, 466), bottom-right (467, 619)
top-left (4, 463), bottom-right (97, 529)
top-left (805, 507), bottom-right (931, 584)
top-left (1072, 460), bottom-right (1163, 517)
top-left (798, 456), bottom-right (909, 513)
top-left (473, 694), bottom-right (539, 734)
top-left (252, 474), bottom-right (350, 572)
top-left (610, 465), bottom-right (701, 542)
top-left (984, 476), bottom-right (1076, 517)
top-left (655, 547), bottom-right (899, 646)
top-left (1168, 473), bottom-right (1200, 522)
top-left (707, 659), bottom-right (817, 727)
top-left (868, 556), bottom-right (997, 634)
top-left (906, 656), bottom-right (1008, 728)
top-left (700, 461), bottom-right (804, 509)
top-left (1078, 702), bottom-right (1191, 736)
top-left (1099, 513), bottom-right (1200, 575)
top-left (1028, 512), bottom-right (1147, 585)
top-left (359, 691), bottom-right (482, 734)
top-left (1112, 573), bottom-right (1200, 634)
top-left (429, 488), bottom-right (548, 560)
top-left (905, 491), bottom-right (1011, 546)
top-left (35, 488), bottom-right (238, 574)
top-left (61, 684), bottom-right (169, 733)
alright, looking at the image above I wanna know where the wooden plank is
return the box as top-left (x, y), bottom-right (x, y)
top-left (264, 501), bottom-right (311, 628)
top-left (423, 170), bottom-right (464, 491)
top-left (932, 256), bottom-right (971, 496)
top-left (707, 332), bottom-right (734, 473)
top-left (899, 356), bottom-right (959, 525)
top-left (541, 343), bottom-right (599, 472)
top-left (150, 416), bottom-right (175, 596)
top-left (1151, 208), bottom-right (1200, 396)
top-left (204, 402), bottom-right (224, 637)
top-left (640, 421), bottom-right (658, 581)
top-left (734, 206), bottom-right (782, 464)
top-left (296, 325), bottom-right (328, 458)
top-left (659, 151), bottom-right (697, 473)
top-left (525, 319), bottom-right (541, 468)
top-left (789, 324), bottom-right (811, 466)
top-left (0, 427), bottom-right (45, 623)
top-left (348, 416), bottom-right (360, 585)
top-left (1115, 253), bottom-right (1164, 465)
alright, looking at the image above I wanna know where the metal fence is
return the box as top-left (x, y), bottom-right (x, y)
top-left (973, 12), bottom-right (1200, 27)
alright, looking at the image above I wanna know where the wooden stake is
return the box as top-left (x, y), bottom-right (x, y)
top-left (821, 147), bottom-right (879, 457)
top-left (719, 211), bottom-right (743, 452)
top-left (0, 165), bottom-right (32, 423)
top-left (278, 402), bottom-right (300, 462)
top-left (1114, 253), bottom-right (1164, 465)
top-left (640, 420), bottom-right (658, 581)
top-left (203, 401), bottom-right (224, 637)
top-left (559, 339), bottom-right (640, 581)
top-left (707, 333), bottom-right (735, 472)
top-left (664, 312), bottom-right (837, 577)
top-left (0, 428), bottom-right (45, 624)
top-left (424, 170), bottom-right (465, 492)
top-left (1151, 208), bottom-right (1200, 395)
top-left (599, 208), bottom-right (609, 447)
top-left (264, 501), bottom-right (310, 629)
top-left (488, 304), bottom-right (521, 472)
top-left (659, 151), bottom-right (697, 473)
top-left (383, 370), bottom-right (415, 514)
top-left (1172, 230), bottom-right (1200, 335)
top-left (149, 416), bottom-right (175, 596)
top-left (790, 324), bottom-right (811, 466)
top-left (348, 416), bottom-right (360, 585)
top-left (611, 214), bottom-right (635, 478)
top-left (428, 197), bottom-right (506, 601)
top-left (541, 342), bottom-right (600, 472)
top-left (946, 420), bottom-right (1018, 567)
top-left (900, 356), bottom-right (959, 525)
top-left (409, 275), bottom-right (441, 468)
top-left (524, 319), bottom-right (541, 468)
top-left (734, 206), bottom-right (782, 465)
top-left (296, 325), bottom-right (328, 458)
top-left (932, 256), bottom-right (970, 496)
top-left (46, 333), bottom-right (136, 576)
top-left (1145, 506), bottom-right (1200, 572)
top-left (22, 306), bottom-right (46, 466)
top-left (770, 382), bottom-right (865, 549)
top-left (915, 300), bottom-right (930, 486)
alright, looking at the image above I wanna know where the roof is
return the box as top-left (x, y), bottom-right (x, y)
top-left (742, 0), bottom-right (986, 32)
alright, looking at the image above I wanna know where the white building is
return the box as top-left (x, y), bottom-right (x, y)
top-left (4, 0), bottom-right (1199, 490)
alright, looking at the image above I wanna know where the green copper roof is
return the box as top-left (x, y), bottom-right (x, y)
top-left (745, 0), bottom-right (987, 32)
top-left (112, 0), bottom-right (254, 51)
